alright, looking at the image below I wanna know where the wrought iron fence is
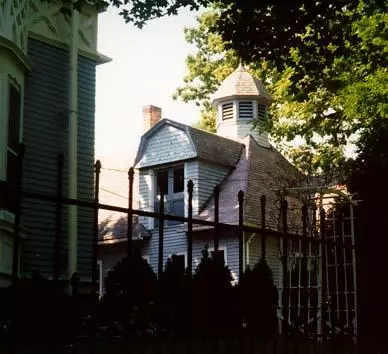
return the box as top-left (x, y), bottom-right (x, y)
top-left (0, 146), bottom-right (365, 353)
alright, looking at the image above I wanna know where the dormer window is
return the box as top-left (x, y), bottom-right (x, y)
top-left (154, 165), bottom-right (185, 227)
top-left (221, 102), bottom-right (234, 120)
top-left (238, 101), bottom-right (254, 120)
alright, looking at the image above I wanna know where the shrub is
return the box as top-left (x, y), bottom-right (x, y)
top-left (99, 250), bottom-right (158, 338)
top-left (239, 259), bottom-right (278, 337)
top-left (191, 245), bottom-right (239, 337)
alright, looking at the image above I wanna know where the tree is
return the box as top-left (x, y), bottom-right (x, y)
top-left (174, 3), bottom-right (388, 174)
top-left (347, 119), bottom-right (388, 344)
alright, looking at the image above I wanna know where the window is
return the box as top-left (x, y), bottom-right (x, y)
top-left (221, 102), bottom-right (234, 120)
top-left (8, 82), bottom-right (21, 152)
top-left (238, 101), bottom-right (254, 120)
top-left (173, 168), bottom-right (184, 193)
top-left (4, 79), bottom-right (22, 214)
top-left (157, 170), bottom-right (169, 196)
top-left (257, 104), bottom-right (266, 122)
top-left (154, 165), bottom-right (185, 227)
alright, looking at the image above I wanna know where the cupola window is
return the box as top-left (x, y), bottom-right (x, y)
top-left (221, 102), bottom-right (234, 120)
top-left (238, 101), bottom-right (254, 120)
top-left (257, 104), bottom-right (267, 122)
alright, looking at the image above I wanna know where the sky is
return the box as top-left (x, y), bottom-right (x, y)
top-left (95, 7), bottom-right (202, 216)
top-left (95, 6), bottom-right (201, 170)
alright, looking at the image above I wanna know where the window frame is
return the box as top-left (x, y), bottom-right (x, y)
top-left (7, 76), bottom-right (22, 155)
top-left (154, 164), bottom-right (185, 228)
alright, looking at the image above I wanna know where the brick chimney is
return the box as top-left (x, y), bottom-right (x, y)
top-left (143, 105), bottom-right (161, 132)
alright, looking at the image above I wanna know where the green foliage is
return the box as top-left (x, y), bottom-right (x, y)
top-left (239, 259), bottom-right (278, 337)
top-left (174, 3), bottom-right (388, 173)
top-left (191, 245), bottom-right (240, 336)
top-left (101, 251), bottom-right (159, 337)
top-left (158, 255), bottom-right (190, 335)
top-left (105, 250), bottom-right (156, 301)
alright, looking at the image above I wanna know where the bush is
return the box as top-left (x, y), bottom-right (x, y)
top-left (239, 259), bottom-right (278, 337)
top-left (99, 250), bottom-right (158, 338)
top-left (191, 245), bottom-right (240, 337)
top-left (158, 255), bottom-right (190, 336)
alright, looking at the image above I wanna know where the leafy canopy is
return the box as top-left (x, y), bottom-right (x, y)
top-left (174, 1), bottom-right (388, 174)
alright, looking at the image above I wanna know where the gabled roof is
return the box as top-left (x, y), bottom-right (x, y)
top-left (134, 119), bottom-right (244, 168)
top-left (197, 136), bottom-right (305, 234)
top-left (212, 64), bottom-right (272, 105)
top-left (98, 215), bottom-right (151, 245)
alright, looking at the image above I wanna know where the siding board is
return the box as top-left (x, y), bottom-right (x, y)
top-left (21, 38), bottom-right (96, 279)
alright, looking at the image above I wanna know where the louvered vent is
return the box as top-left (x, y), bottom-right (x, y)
top-left (238, 101), bottom-right (253, 120)
top-left (257, 104), bottom-right (266, 122)
top-left (222, 102), bottom-right (234, 120)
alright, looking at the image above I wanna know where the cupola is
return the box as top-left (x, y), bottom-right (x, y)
top-left (212, 64), bottom-right (272, 147)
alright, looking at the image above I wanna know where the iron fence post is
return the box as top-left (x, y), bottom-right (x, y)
top-left (282, 199), bottom-right (289, 337)
top-left (261, 195), bottom-right (266, 261)
top-left (238, 190), bottom-right (244, 280)
top-left (54, 153), bottom-right (64, 282)
top-left (214, 185), bottom-right (220, 253)
top-left (92, 160), bottom-right (101, 293)
top-left (187, 180), bottom-right (194, 277)
top-left (301, 203), bottom-right (308, 334)
top-left (127, 167), bottom-right (134, 257)
top-left (320, 208), bottom-right (327, 340)
top-left (158, 183), bottom-right (165, 279)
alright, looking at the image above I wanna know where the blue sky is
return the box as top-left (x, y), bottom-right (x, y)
top-left (95, 7), bottom-right (202, 169)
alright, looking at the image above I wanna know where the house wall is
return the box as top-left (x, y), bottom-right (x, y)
top-left (197, 161), bottom-right (229, 213)
top-left (246, 232), bottom-right (281, 285)
top-left (20, 38), bottom-right (96, 280)
top-left (141, 227), bottom-right (241, 283)
top-left (98, 229), bottom-right (283, 292)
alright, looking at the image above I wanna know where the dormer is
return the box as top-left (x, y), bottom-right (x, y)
top-left (212, 64), bottom-right (272, 147)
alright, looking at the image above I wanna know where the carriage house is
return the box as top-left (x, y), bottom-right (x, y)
top-left (98, 64), bottom-right (303, 285)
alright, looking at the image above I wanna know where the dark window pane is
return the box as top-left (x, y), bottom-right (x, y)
top-left (173, 167), bottom-right (184, 193)
top-left (169, 198), bottom-right (184, 225)
top-left (157, 170), bottom-right (168, 196)
top-left (257, 104), bottom-right (266, 122)
top-left (238, 101), bottom-right (253, 120)
top-left (8, 83), bottom-right (21, 152)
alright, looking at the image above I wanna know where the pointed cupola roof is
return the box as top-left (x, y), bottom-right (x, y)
top-left (212, 64), bottom-right (272, 106)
